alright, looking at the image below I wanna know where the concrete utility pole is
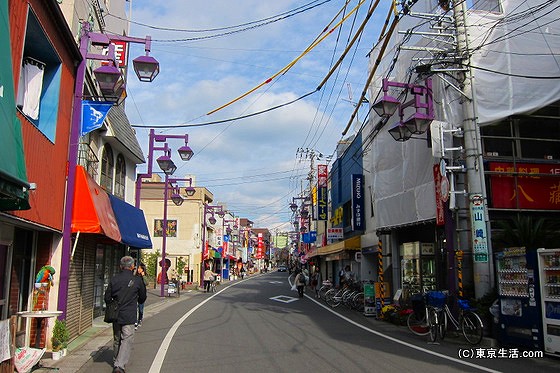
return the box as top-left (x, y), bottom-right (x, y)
top-left (453, 1), bottom-right (493, 298)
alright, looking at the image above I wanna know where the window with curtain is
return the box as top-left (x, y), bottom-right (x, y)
top-left (100, 144), bottom-right (114, 193)
top-left (16, 9), bottom-right (61, 142)
top-left (115, 154), bottom-right (126, 199)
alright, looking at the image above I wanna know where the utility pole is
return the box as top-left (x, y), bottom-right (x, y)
top-left (453, 1), bottom-right (493, 298)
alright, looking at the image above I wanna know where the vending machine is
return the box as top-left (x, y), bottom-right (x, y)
top-left (495, 247), bottom-right (543, 350)
top-left (537, 248), bottom-right (560, 356)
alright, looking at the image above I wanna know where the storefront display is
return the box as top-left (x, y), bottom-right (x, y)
top-left (401, 242), bottom-right (436, 296)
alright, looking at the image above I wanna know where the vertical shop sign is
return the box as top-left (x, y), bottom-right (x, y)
top-left (257, 233), bottom-right (264, 259)
top-left (318, 165), bottom-right (328, 221)
top-left (470, 194), bottom-right (488, 262)
top-left (351, 174), bottom-right (364, 231)
top-left (433, 164), bottom-right (445, 226)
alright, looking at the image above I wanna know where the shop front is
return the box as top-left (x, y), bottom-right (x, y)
top-left (317, 236), bottom-right (361, 286)
top-left (68, 166), bottom-right (152, 335)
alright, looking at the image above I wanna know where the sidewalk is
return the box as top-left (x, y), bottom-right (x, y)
top-left (33, 285), bottom-right (199, 372)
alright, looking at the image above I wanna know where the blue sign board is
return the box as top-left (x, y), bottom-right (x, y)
top-left (351, 174), bottom-right (364, 231)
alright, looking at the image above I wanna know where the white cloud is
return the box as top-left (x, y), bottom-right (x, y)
top-left (126, 0), bottom-right (387, 228)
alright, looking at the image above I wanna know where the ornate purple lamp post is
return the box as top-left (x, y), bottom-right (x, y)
top-left (134, 129), bottom-right (194, 297)
top-left (59, 22), bottom-right (159, 318)
top-left (158, 177), bottom-right (194, 297)
top-left (200, 204), bottom-right (225, 288)
top-left (372, 78), bottom-right (434, 141)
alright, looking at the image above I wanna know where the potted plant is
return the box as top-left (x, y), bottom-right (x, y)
top-left (51, 319), bottom-right (69, 359)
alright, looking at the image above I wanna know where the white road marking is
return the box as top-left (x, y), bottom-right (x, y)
top-left (149, 275), bottom-right (499, 373)
top-left (270, 295), bottom-right (299, 303)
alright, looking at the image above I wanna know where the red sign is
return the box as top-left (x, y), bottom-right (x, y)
top-left (318, 164), bottom-right (328, 187)
top-left (489, 162), bottom-right (560, 210)
top-left (257, 233), bottom-right (264, 259)
top-left (103, 41), bottom-right (128, 67)
top-left (433, 164), bottom-right (445, 226)
top-left (112, 41), bottom-right (128, 67)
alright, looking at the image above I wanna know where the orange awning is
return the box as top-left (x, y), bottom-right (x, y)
top-left (71, 166), bottom-right (121, 242)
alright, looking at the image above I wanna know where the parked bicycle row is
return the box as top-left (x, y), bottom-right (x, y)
top-left (307, 276), bottom-right (484, 346)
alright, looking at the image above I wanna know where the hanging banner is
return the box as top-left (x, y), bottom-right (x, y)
top-left (81, 100), bottom-right (112, 136)
top-left (302, 231), bottom-right (317, 243)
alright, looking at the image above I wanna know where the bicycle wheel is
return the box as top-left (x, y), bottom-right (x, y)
top-left (461, 311), bottom-right (484, 345)
top-left (325, 289), bottom-right (341, 307)
top-left (352, 292), bottom-right (364, 312)
top-left (318, 285), bottom-right (330, 300)
top-left (407, 310), bottom-right (429, 336)
top-left (427, 307), bottom-right (438, 342)
top-left (438, 309), bottom-right (447, 340)
top-left (343, 290), bottom-right (355, 308)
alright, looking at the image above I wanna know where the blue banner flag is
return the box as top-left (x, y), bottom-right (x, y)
top-left (81, 100), bottom-right (113, 136)
top-left (302, 231), bottom-right (317, 243)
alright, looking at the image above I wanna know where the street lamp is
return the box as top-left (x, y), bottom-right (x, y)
top-left (135, 129), bottom-right (194, 208)
top-left (372, 78), bottom-right (434, 142)
top-left (134, 130), bottom-right (194, 297)
top-left (200, 204), bottom-right (225, 288)
top-left (158, 177), bottom-right (194, 297)
top-left (59, 22), bottom-right (160, 318)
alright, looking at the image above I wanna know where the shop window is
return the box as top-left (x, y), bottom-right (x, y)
top-left (100, 144), bottom-right (114, 193)
top-left (16, 9), bottom-right (61, 143)
top-left (115, 154), bottom-right (126, 199)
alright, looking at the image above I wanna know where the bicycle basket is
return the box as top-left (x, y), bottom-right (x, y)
top-left (457, 299), bottom-right (472, 311)
top-left (426, 291), bottom-right (447, 308)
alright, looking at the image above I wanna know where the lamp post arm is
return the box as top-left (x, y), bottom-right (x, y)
top-left (135, 129), bottom-right (157, 208)
top-left (160, 173), bottom-right (170, 297)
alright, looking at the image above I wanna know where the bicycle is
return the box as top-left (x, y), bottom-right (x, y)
top-left (318, 280), bottom-right (333, 300)
top-left (324, 283), bottom-right (353, 308)
top-left (210, 279), bottom-right (219, 293)
top-left (406, 291), bottom-right (484, 345)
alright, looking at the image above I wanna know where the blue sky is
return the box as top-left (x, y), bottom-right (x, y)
top-left (120, 0), bottom-right (391, 231)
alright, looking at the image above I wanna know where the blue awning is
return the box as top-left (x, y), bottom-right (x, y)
top-left (108, 195), bottom-right (152, 248)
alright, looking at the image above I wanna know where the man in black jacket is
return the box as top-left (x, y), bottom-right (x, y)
top-left (104, 256), bottom-right (147, 373)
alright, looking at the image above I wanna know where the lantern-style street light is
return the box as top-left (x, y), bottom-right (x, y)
top-left (59, 22), bottom-right (160, 318)
top-left (200, 204), bottom-right (225, 288)
top-left (372, 78), bottom-right (434, 142)
top-left (158, 177), bottom-right (194, 297)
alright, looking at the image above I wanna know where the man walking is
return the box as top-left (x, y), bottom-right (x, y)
top-left (105, 256), bottom-right (147, 373)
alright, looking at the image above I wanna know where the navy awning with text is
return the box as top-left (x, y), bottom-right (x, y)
top-left (108, 195), bottom-right (152, 248)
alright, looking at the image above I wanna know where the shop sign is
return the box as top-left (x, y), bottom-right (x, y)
top-left (489, 162), bottom-right (560, 210)
top-left (351, 174), bottom-right (364, 231)
top-left (433, 164), bottom-right (445, 226)
top-left (103, 41), bottom-right (128, 67)
top-left (470, 194), bottom-right (488, 263)
top-left (327, 228), bottom-right (343, 240)
top-left (318, 186), bottom-right (327, 221)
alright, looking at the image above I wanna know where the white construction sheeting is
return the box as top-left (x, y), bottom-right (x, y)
top-left (366, 0), bottom-right (560, 229)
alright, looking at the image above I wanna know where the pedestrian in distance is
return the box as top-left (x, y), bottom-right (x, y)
top-left (310, 266), bottom-right (322, 298)
top-left (135, 263), bottom-right (149, 330)
top-left (203, 268), bottom-right (218, 292)
top-left (104, 256), bottom-right (147, 373)
top-left (294, 269), bottom-right (306, 298)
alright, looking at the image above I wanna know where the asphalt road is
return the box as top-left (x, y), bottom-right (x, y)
top-left (77, 272), bottom-right (560, 373)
